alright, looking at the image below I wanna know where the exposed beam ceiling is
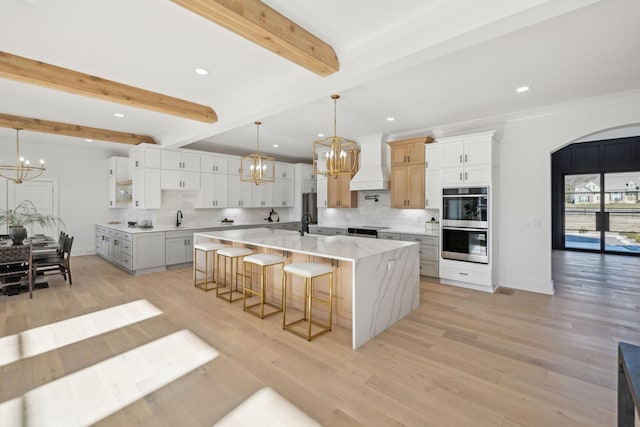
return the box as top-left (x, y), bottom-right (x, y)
top-left (171, 0), bottom-right (339, 77)
top-left (0, 51), bottom-right (217, 123)
top-left (0, 113), bottom-right (156, 145)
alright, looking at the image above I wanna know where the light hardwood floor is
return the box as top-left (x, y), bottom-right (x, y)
top-left (1, 251), bottom-right (639, 426)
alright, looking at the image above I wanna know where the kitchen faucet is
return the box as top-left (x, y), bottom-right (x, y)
top-left (300, 212), bottom-right (313, 236)
top-left (176, 210), bottom-right (183, 227)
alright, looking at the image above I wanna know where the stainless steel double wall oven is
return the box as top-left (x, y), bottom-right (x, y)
top-left (441, 187), bottom-right (489, 263)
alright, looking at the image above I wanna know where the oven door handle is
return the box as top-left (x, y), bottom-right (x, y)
top-left (442, 227), bottom-right (488, 232)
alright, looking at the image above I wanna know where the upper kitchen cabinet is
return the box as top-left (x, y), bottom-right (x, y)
top-left (160, 169), bottom-right (200, 190)
top-left (130, 146), bottom-right (161, 169)
top-left (195, 173), bottom-right (229, 208)
top-left (228, 176), bottom-right (252, 207)
top-left (132, 168), bottom-right (161, 209)
top-left (390, 137), bottom-right (429, 166)
top-left (317, 175), bottom-right (328, 208)
top-left (250, 182), bottom-right (273, 207)
top-left (388, 137), bottom-right (433, 209)
top-left (439, 131), bottom-right (496, 186)
top-left (325, 151), bottom-right (358, 208)
top-left (327, 174), bottom-right (358, 208)
top-left (276, 162), bottom-right (295, 179)
top-left (107, 156), bottom-right (131, 208)
top-left (272, 179), bottom-right (295, 207)
top-left (227, 157), bottom-right (242, 176)
top-left (161, 150), bottom-right (200, 172)
top-left (425, 143), bottom-right (442, 210)
top-left (200, 154), bottom-right (228, 174)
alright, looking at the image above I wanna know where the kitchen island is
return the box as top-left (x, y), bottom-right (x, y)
top-left (194, 228), bottom-right (420, 349)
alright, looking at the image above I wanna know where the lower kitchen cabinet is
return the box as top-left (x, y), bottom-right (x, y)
top-left (378, 231), bottom-right (439, 277)
top-left (165, 230), bottom-right (196, 265)
top-left (96, 227), bottom-right (165, 274)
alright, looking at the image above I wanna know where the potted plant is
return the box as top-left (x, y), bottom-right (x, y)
top-left (0, 200), bottom-right (65, 245)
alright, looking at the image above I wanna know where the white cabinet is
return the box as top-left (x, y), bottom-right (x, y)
top-left (165, 231), bottom-right (194, 265)
top-left (161, 170), bottom-right (200, 190)
top-left (132, 232), bottom-right (166, 271)
top-left (439, 132), bottom-right (495, 186)
top-left (132, 168), bottom-right (161, 209)
top-left (131, 147), bottom-right (161, 169)
top-left (317, 175), bottom-right (328, 208)
top-left (425, 144), bottom-right (442, 210)
top-left (107, 156), bottom-right (131, 208)
top-left (161, 150), bottom-right (200, 172)
top-left (297, 163), bottom-right (315, 181)
top-left (272, 179), bottom-right (294, 207)
top-left (276, 162), bottom-right (295, 179)
top-left (228, 178), bottom-right (252, 207)
top-left (196, 173), bottom-right (229, 208)
top-left (251, 182), bottom-right (273, 207)
top-left (200, 155), bottom-right (228, 174)
top-left (227, 157), bottom-right (242, 176)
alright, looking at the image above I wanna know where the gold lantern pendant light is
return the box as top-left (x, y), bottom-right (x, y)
top-left (312, 94), bottom-right (358, 178)
top-left (0, 128), bottom-right (46, 184)
top-left (241, 121), bottom-right (275, 185)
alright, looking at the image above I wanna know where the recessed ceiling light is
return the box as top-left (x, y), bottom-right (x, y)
top-left (273, 144), bottom-right (279, 148)
top-left (516, 86), bottom-right (530, 93)
top-left (194, 67), bottom-right (209, 76)
top-left (85, 139), bottom-right (93, 142)
top-left (114, 113), bottom-right (125, 118)
top-left (317, 133), bottom-right (324, 137)
top-left (386, 117), bottom-right (396, 122)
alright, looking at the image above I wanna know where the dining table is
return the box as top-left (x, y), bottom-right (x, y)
top-left (0, 235), bottom-right (60, 291)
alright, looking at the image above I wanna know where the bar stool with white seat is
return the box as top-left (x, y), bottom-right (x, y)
top-left (282, 261), bottom-right (333, 341)
top-left (217, 247), bottom-right (253, 303)
top-left (243, 253), bottom-right (285, 318)
top-left (193, 242), bottom-right (227, 291)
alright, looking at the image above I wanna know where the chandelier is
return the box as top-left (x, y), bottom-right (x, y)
top-left (240, 121), bottom-right (275, 185)
top-left (0, 129), bottom-right (45, 184)
top-left (312, 94), bottom-right (358, 178)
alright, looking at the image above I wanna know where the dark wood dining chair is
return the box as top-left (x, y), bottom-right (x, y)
top-left (33, 235), bottom-right (74, 286)
top-left (0, 245), bottom-right (33, 298)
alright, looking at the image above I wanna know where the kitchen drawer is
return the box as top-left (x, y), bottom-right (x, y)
top-left (121, 240), bottom-right (132, 256)
top-left (121, 232), bottom-right (132, 242)
top-left (440, 261), bottom-right (491, 286)
top-left (308, 227), bottom-right (331, 235)
top-left (401, 234), bottom-right (438, 246)
top-left (419, 244), bottom-right (439, 261)
top-left (332, 228), bottom-right (346, 235)
top-left (105, 228), bottom-right (122, 238)
top-left (378, 232), bottom-right (400, 240)
top-left (120, 254), bottom-right (133, 270)
top-left (420, 260), bottom-right (439, 277)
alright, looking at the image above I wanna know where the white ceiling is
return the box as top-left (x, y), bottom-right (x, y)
top-left (1, 0), bottom-right (639, 162)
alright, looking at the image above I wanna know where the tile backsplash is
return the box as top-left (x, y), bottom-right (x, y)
top-left (115, 189), bottom-right (436, 230)
top-left (317, 190), bottom-right (439, 228)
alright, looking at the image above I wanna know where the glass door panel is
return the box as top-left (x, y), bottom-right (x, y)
top-left (564, 174), bottom-right (601, 250)
top-left (604, 172), bottom-right (640, 253)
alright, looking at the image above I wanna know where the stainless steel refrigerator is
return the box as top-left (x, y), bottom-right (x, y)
top-left (302, 192), bottom-right (318, 227)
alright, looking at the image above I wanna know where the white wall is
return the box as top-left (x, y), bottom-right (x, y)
top-left (0, 133), bottom-right (128, 256)
top-left (497, 92), bottom-right (640, 294)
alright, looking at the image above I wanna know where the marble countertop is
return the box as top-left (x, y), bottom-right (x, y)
top-left (309, 224), bottom-right (439, 237)
top-left (97, 221), bottom-right (298, 234)
top-left (195, 228), bottom-right (416, 262)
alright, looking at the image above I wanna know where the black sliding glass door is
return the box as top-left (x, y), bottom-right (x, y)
top-left (564, 172), bottom-right (640, 253)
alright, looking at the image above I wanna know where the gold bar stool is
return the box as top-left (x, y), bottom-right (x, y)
top-left (217, 247), bottom-right (253, 303)
top-left (282, 262), bottom-right (333, 341)
top-left (243, 253), bottom-right (285, 318)
top-left (193, 242), bottom-right (227, 291)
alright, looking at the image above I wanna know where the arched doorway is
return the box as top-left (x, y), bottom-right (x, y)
top-left (552, 126), bottom-right (640, 255)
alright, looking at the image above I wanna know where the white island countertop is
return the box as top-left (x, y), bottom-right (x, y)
top-left (195, 228), bottom-right (416, 262)
top-left (195, 228), bottom-right (420, 349)
top-left (97, 221), bottom-right (299, 234)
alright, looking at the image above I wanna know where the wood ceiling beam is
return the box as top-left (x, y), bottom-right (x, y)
top-left (0, 51), bottom-right (217, 123)
top-left (0, 113), bottom-right (156, 145)
top-left (171, 0), bottom-right (339, 77)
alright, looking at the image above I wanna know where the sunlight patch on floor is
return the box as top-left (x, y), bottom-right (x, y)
top-left (0, 299), bottom-right (162, 367)
top-left (0, 329), bottom-right (219, 427)
top-left (214, 387), bottom-right (321, 426)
